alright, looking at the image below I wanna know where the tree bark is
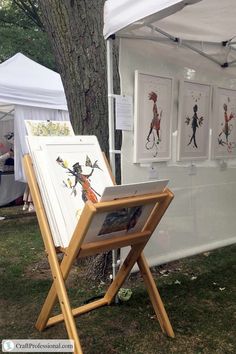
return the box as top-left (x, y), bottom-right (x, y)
top-left (38, 0), bottom-right (109, 153)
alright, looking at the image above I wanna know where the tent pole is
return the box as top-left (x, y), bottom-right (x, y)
top-left (106, 37), bottom-right (118, 290)
top-left (106, 38), bottom-right (116, 175)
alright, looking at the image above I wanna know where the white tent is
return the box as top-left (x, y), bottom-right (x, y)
top-left (103, 0), bottom-right (236, 268)
top-left (0, 52), bottom-right (67, 110)
top-left (0, 53), bottom-right (69, 205)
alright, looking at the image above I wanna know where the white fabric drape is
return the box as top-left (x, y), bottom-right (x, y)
top-left (0, 116), bottom-right (14, 153)
top-left (14, 105), bottom-right (69, 182)
top-left (0, 173), bottom-right (25, 206)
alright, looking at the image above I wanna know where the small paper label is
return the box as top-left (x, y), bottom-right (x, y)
top-left (189, 163), bottom-right (197, 176)
top-left (219, 160), bottom-right (227, 171)
top-left (148, 166), bottom-right (159, 180)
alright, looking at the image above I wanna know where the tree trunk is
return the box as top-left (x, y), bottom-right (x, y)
top-left (38, 0), bottom-right (122, 280)
top-left (38, 0), bottom-right (109, 153)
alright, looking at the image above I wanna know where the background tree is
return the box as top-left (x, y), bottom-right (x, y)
top-left (38, 0), bottom-right (110, 153)
top-left (0, 0), bottom-right (55, 68)
top-left (38, 0), bottom-right (121, 279)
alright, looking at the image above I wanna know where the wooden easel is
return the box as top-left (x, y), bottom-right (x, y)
top-left (23, 154), bottom-right (175, 354)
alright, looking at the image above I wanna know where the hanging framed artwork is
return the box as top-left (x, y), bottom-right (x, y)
top-left (27, 136), bottom-right (114, 247)
top-left (177, 80), bottom-right (211, 161)
top-left (133, 71), bottom-right (173, 163)
top-left (25, 120), bottom-right (74, 136)
top-left (211, 86), bottom-right (236, 159)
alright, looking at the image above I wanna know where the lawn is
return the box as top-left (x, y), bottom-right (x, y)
top-left (0, 206), bottom-right (235, 354)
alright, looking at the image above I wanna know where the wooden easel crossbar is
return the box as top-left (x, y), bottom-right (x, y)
top-left (23, 154), bottom-right (175, 354)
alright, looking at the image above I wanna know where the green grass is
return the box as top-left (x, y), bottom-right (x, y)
top-left (0, 206), bottom-right (235, 354)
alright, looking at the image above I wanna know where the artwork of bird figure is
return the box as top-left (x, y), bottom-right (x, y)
top-left (56, 155), bottom-right (103, 203)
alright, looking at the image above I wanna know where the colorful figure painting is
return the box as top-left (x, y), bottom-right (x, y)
top-left (56, 155), bottom-right (102, 203)
top-left (177, 81), bottom-right (211, 161)
top-left (212, 87), bottom-right (236, 159)
top-left (134, 71), bottom-right (173, 163)
top-left (218, 100), bottom-right (235, 153)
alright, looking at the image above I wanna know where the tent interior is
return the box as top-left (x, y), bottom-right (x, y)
top-left (104, 0), bottom-right (236, 268)
top-left (0, 53), bottom-right (69, 207)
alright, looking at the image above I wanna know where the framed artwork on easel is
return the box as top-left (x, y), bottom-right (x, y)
top-left (25, 119), bottom-right (74, 136)
top-left (211, 86), bottom-right (236, 159)
top-left (27, 136), bottom-right (114, 247)
top-left (177, 80), bottom-right (211, 161)
top-left (133, 71), bottom-right (173, 163)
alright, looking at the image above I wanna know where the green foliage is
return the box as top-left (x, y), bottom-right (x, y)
top-left (0, 0), bottom-right (55, 69)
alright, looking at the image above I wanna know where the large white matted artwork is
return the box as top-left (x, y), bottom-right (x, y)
top-left (25, 120), bottom-right (74, 136)
top-left (212, 87), bottom-right (236, 159)
top-left (27, 136), bottom-right (114, 247)
top-left (134, 71), bottom-right (173, 163)
top-left (177, 80), bottom-right (211, 161)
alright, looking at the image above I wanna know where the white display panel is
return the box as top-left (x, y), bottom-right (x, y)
top-left (119, 39), bottom-right (236, 267)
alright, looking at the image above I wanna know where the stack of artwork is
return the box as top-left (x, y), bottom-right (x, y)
top-left (27, 136), bottom-right (114, 247)
top-left (27, 133), bottom-right (169, 248)
top-left (133, 71), bottom-right (236, 162)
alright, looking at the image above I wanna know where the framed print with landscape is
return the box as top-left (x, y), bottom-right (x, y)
top-left (25, 119), bottom-right (74, 136)
top-left (177, 80), bottom-right (211, 161)
top-left (211, 86), bottom-right (236, 159)
top-left (84, 201), bottom-right (155, 243)
top-left (133, 71), bottom-right (173, 163)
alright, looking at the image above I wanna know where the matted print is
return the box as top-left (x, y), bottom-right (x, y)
top-left (177, 80), bottom-right (211, 161)
top-left (27, 136), bottom-right (114, 247)
top-left (134, 71), bottom-right (173, 163)
top-left (84, 202), bottom-right (155, 243)
top-left (25, 120), bottom-right (74, 136)
top-left (212, 87), bottom-right (236, 159)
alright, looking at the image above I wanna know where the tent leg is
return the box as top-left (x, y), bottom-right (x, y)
top-left (106, 37), bottom-right (119, 285)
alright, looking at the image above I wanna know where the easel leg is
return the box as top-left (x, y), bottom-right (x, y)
top-left (137, 252), bottom-right (175, 338)
top-left (104, 243), bottom-right (146, 303)
top-left (36, 202), bottom-right (95, 333)
top-left (23, 156), bottom-right (83, 354)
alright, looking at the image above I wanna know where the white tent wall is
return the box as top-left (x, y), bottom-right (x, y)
top-left (119, 38), bottom-right (236, 268)
top-left (14, 106), bottom-right (69, 182)
top-left (0, 113), bottom-right (14, 154)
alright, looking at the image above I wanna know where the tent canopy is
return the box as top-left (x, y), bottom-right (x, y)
top-left (104, 0), bottom-right (236, 68)
top-left (104, 0), bottom-right (236, 42)
top-left (0, 53), bottom-right (68, 110)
